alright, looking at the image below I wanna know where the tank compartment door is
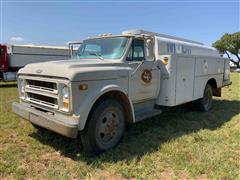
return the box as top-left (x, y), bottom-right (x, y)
top-left (175, 56), bottom-right (195, 104)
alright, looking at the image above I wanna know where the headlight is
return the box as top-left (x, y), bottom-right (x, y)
top-left (61, 85), bottom-right (70, 111)
top-left (18, 78), bottom-right (25, 99)
top-left (18, 78), bottom-right (25, 96)
top-left (62, 86), bottom-right (69, 99)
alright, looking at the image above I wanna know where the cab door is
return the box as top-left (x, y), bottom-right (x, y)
top-left (127, 39), bottom-right (160, 102)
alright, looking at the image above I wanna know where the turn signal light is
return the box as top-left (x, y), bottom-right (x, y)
top-left (63, 99), bottom-right (69, 109)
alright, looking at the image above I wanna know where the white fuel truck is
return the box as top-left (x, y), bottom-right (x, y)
top-left (12, 29), bottom-right (231, 154)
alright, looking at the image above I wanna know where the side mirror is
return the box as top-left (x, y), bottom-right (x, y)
top-left (68, 41), bottom-right (82, 57)
top-left (145, 38), bottom-right (154, 60)
top-left (146, 39), bottom-right (152, 45)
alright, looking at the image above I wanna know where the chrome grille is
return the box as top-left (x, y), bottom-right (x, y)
top-left (24, 79), bottom-right (59, 110)
top-left (27, 79), bottom-right (56, 90)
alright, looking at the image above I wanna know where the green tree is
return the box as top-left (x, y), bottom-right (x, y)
top-left (213, 32), bottom-right (240, 68)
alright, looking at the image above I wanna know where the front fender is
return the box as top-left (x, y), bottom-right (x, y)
top-left (72, 78), bottom-right (135, 130)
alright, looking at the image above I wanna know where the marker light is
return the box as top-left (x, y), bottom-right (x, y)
top-left (79, 84), bottom-right (88, 91)
top-left (163, 57), bottom-right (169, 65)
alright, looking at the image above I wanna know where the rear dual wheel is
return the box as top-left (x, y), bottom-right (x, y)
top-left (196, 84), bottom-right (213, 112)
top-left (80, 99), bottom-right (125, 155)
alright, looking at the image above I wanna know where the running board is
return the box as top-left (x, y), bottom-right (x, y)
top-left (135, 109), bottom-right (162, 122)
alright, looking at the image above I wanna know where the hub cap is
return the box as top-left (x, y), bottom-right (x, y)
top-left (96, 109), bottom-right (122, 147)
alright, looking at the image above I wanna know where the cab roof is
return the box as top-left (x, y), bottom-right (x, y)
top-left (86, 34), bottom-right (135, 40)
top-left (87, 29), bottom-right (204, 46)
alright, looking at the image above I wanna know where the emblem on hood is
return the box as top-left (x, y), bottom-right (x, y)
top-left (36, 69), bottom-right (43, 73)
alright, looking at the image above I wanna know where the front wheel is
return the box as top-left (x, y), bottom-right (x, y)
top-left (196, 84), bottom-right (213, 112)
top-left (80, 99), bottom-right (125, 154)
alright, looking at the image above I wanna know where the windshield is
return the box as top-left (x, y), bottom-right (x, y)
top-left (75, 37), bottom-right (129, 60)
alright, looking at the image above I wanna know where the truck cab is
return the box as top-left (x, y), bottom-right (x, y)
top-left (12, 29), bottom-right (231, 154)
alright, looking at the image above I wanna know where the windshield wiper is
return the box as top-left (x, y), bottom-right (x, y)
top-left (89, 53), bottom-right (104, 60)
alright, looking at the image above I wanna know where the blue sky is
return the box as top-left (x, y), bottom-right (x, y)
top-left (0, 1), bottom-right (239, 47)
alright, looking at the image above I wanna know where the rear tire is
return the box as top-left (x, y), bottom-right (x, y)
top-left (196, 84), bottom-right (213, 112)
top-left (80, 99), bottom-right (125, 155)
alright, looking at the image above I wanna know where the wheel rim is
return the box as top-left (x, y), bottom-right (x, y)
top-left (95, 108), bottom-right (123, 148)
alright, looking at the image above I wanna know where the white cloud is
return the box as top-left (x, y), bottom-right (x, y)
top-left (10, 36), bottom-right (24, 41)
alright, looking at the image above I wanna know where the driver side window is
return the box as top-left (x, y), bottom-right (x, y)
top-left (127, 39), bottom-right (145, 61)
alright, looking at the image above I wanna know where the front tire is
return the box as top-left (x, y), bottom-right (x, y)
top-left (80, 99), bottom-right (125, 155)
top-left (196, 84), bottom-right (213, 112)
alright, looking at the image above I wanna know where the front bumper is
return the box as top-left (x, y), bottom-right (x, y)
top-left (12, 102), bottom-right (78, 138)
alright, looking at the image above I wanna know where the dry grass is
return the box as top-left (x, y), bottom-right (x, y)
top-left (0, 73), bottom-right (239, 180)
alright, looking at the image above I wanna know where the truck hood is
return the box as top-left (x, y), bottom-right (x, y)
top-left (18, 59), bottom-right (130, 81)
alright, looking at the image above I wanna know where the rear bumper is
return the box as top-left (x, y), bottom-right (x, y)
top-left (222, 80), bottom-right (232, 87)
top-left (12, 102), bottom-right (78, 138)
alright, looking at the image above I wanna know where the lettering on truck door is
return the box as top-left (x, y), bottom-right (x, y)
top-left (127, 39), bottom-right (159, 102)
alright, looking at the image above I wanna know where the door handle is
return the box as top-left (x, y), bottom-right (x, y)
top-left (151, 65), bottom-right (160, 71)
